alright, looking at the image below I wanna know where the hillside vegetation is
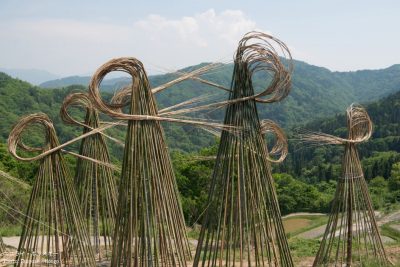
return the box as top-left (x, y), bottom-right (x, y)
top-left (38, 60), bottom-right (400, 127)
top-left (0, 60), bottom-right (400, 225)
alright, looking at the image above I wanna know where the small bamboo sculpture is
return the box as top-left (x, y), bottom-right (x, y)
top-left (302, 105), bottom-right (392, 267)
top-left (193, 32), bottom-right (294, 266)
top-left (61, 92), bottom-right (118, 260)
top-left (8, 113), bottom-right (96, 266)
top-left (88, 57), bottom-right (191, 266)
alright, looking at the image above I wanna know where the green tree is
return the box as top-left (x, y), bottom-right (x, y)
top-left (369, 176), bottom-right (389, 208)
top-left (389, 162), bottom-right (400, 191)
top-left (388, 162), bottom-right (400, 202)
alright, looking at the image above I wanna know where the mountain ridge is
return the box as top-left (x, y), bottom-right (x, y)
top-left (0, 68), bottom-right (60, 85)
top-left (35, 60), bottom-right (400, 128)
top-left (1, 58), bottom-right (400, 154)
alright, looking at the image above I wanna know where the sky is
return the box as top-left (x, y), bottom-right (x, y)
top-left (1, 0), bottom-right (400, 77)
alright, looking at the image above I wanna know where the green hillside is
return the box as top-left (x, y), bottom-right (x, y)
top-left (38, 60), bottom-right (400, 127)
top-left (1, 62), bottom-right (400, 224)
top-left (174, 89), bottom-right (400, 222)
top-left (0, 72), bottom-right (215, 154)
top-left (285, 90), bottom-right (400, 184)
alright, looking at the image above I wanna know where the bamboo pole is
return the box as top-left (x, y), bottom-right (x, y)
top-left (60, 92), bottom-right (118, 261)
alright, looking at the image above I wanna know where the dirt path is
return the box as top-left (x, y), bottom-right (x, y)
top-left (297, 224), bottom-right (327, 239)
top-left (294, 209), bottom-right (400, 241)
top-left (2, 236), bottom-right (19, 248)
top-left (283, 212), bottom-right (325, 219)
top-left (379, 210), bottom-right (400, 225)
top-left (390, 224), bottom-right (400, 232)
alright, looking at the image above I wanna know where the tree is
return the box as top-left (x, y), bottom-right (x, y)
top-left (388, 162), bottom-right (400, 202)
top-left (389, 162), bottom-right (400, 191)
top-left (369, 176), bottom-right (389, 208)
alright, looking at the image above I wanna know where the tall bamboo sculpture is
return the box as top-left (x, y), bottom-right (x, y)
top-left (60, 92), bottom-right (118, 260)
top-left (88, 57), bottom-right (191, 266)
top-left (302, 105), bottom-right (392, 267)
top-left (193, 32), bottom-right (294, 266)
top-left (8, 113), bottom-right (96, 266)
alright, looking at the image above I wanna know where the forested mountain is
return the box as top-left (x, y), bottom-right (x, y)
top-left (2, 59), bottom-right (400, 154)
top-left (40, 76), bottom-right (131, 91)
top-left (38, 60), bottom-right (400, 127)
top-left (1, 60), bottom-right (400, 221)
top-left (0, 72), bottom-right (215, 154)
top-left (175, 90), bottom-right (400, 220)
top-left (283, 90), bottom-right (400, 184)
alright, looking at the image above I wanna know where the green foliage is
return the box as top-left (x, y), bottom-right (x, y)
top-left (2, 59), bottom-right (400, 228)
top-left (0, 225), bottom-right (22, 236)
top-left (172, 146), bottom-right (217, 225)
top-left (389, 162), bottom-right (400, 191)
top-left (0, 171), bottom-right (30, 234)
top-left (0, 72), bottom-right (216, 154)
top-left (369, 176), bottom-right (390, 209)
top-left (274, 173), bottom-right (335, 214)
top-left (366, 162), bottom-right (400, 208)
top-left (289, 238), bottom-right (320, 257)
top-left (380, 223), bottom-right (400, 243)
top-left (38, 61), bottom-right (400, 128)
top-left (388, 162), bottom-right (400, 203)
top-left (0, 143), bottom-right (37, 184)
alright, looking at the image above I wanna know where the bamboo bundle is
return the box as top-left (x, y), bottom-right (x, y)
top-left (8, 113), bottom-right (96, 266)
top-left (60, 92), bottom-right (118, 260)
top-left (193, 32), bottom-right (294, 266)
top-left (88, 57), bottom-right (191, 266)
top-left (301, 105), bottom-right (392, 267)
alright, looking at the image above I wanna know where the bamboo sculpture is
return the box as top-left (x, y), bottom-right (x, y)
top-left (88, 57), bottom-right (191, 266)
top-left (302, 105), bottom-right (392, 266)
top-left (60, 92), bottom-right (118, 260)
top-left (193, 32), bottom-right (294, 266)
top-left (8, 113), bottom-right (96, 266)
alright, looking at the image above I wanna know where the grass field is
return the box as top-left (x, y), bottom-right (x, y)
top-left (283, 214), bottom-right (328, 238)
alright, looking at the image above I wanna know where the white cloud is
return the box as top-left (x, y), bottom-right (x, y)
top-left (0, 9), bottom-right (259, 76)
top-left (135, 9), bottom-right (257, 48)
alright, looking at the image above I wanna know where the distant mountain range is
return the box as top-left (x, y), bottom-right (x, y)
top-left (34, 60), bottom-right (400, 128)
top-left (0, 68), bottom-right (60, 85)
top-left (1, 59), bottom-right (400, 152)
top-left (40, 76), bottom-right (132, 91)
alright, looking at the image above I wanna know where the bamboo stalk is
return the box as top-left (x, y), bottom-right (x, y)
top-left (60, 92), bottom-right (119, 261)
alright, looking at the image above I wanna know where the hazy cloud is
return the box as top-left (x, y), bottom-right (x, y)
top-left (0, 9), bottom-right (259, 76)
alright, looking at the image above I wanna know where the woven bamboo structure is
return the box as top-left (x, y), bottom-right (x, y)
top-left (88, 57), bottom-right (191, 266)
top-left (8, 113), bottom-right (96, 266)
top-left (61, 92), bottom-right (118, 260)
top-left (302, 105), bottom-right (392, 267)
top-left (193, 32), bottom-right (294, 266)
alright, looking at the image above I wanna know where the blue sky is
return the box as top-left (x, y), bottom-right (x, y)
top-left (1, 0), bottom-right (399, 76)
